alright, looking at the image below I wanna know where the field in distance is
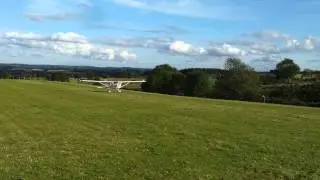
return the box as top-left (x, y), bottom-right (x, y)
top-left (0, 80), bottom-right (319, 179)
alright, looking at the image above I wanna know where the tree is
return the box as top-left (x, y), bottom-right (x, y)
top-left (46, 72), bottom-right (70, 82)
top-left (214, 58), bottom-right (261, 101)
top-left (224, 58), bottom-right (254, 71)
top-left (275, 58), bottom-right (300, 81)
top-left (168, 72), bottom-right (186, 95)
top-left (86, 70), bottom-right (96, 79)
top-left (141, 64), bottom-right (178, 94)
top-left (0, 72), bottom-right (11, 79)
top-left (184, 71), bottom-right (212, 97)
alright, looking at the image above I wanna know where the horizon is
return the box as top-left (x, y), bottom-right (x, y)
top-left (0, 0), bottom-right (319, 71)
top-left (2, 62), bottom-right (319, 73)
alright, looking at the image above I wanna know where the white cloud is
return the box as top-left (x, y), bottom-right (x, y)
top-left (244, 31), bottom-right (318, 53)
top-left (108, 0), bottom-right (250, 20)
top-left (3, 31), bottom-right (43, 40)
top-left (284, 36), bottom-right (317, 51)
top-left (102, 37), bottom-right (248, 58)
top-left (286, 39), bottom-right (300, 48)
top-left (227, 30), bottom-right (319, 56)
top-left (168, 41), bottom-right (206, 56)
top-left (243, 30), bottom-right (291, 41)
top-left (101, 36), bottom-right (173, 50)
top-left (207, 43), bottom-right (247, 57)
top-left (250, 55), bottom-right (281, 71)
top-left (0, 32), bottom-right (137, 62)
top-left (250, 42), bottom-right (281, 55)
top-left (301, 36), bottom-right (317, 50)
top-left (51, 32), bottom-right (88, 43)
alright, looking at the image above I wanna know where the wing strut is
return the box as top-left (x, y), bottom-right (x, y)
top-left (80, 79), bottom-right (146, 93)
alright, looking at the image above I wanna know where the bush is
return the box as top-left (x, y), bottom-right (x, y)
top-left (46, 72), bottom-right (70, 82)
top-left (184, 71), bottom-right (212, 97)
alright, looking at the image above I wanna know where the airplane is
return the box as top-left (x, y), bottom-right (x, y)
top-left (79, 79), bottom-right (146, 93)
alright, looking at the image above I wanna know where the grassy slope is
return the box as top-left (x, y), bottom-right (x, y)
top-left (0, 80), bottom-right (319, 180)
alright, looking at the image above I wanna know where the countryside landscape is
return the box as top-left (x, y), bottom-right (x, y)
top-left (1, 79), bottom-right (320, 179)
top-left (1, 58), bottom-right (320, 179)
top-left (1, 0), bottom-right (320, 179)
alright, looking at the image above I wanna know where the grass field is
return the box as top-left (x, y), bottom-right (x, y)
top-left (0, 80), bottom-right (320, 179)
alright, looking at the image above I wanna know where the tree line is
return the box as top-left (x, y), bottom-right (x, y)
top-left (0, 64), bottom-right (152, 80)
top-left (141, 58), bottom-right (320, 107)
top-left (1, 59), bottom-right (319, 107)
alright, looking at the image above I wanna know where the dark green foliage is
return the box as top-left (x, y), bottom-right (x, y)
top-left (224, 58), bottom-right (254, 71)
top-left (152, 64), bottom-right (178, 73)
top-left (141, 70), bottom-right (173, 93)
top-left (86, 70), bottom-right (96, 79)
top-left (184, 71), bottom-right (212, 97)
top-left (276, 58), bottom-right (300, 81)
top-left (1, 60), bottom-right (319, 108)
top-left (259, 72), bottom-right (277, 85)
top-left (46, 72), bottom-right (70, 82)
top-left (0, 72), bottom-right (11, 79)
top-left (142, 64), bottom-right (212, 97)
top-left (0, 63), bottom-right (151, 79)
top-left (167, 72), bottom-right (186, 95)
top-left (214, 58), bottom-right (261, 101)
top-left (180, 68), bottom-right (221, 75)
top-left (262, 83), bottom-right (320, 107)
top-left (214, 70), bottom-right (261, 101)
top-left (141, 64), bottom-right (180, 94)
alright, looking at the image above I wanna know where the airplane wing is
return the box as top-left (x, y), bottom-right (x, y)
top-left (80, 80), bottom-right (114, 83)
top-left (118, 80), bottom-right (146, 83)
top-left (80, 80), bottom-right (146, 83)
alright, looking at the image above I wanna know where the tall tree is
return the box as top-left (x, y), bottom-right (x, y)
top-left (0, 72), bottom-right (11, 79)
top-left (224, 58), bottom-right (254, 71)
top-left (184, 71), bottom-right (212, 97)
top-left (141, 64), bottom-right (178, 94)
top-left (275, 58), bottom-right (300, 81)
top-left (214, 58), bottom-right (261, 101)
top-left (168, 72), bottom-right (186, 95)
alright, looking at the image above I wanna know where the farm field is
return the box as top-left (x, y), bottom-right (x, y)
top-left (0, 80), bottom-right (319, 179)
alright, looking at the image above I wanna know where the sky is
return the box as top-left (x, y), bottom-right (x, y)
top-left (0, 0), bottom-right (320, 71)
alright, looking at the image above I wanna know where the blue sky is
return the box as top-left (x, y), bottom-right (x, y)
top-left (0, 0), bottom-right (319, 70)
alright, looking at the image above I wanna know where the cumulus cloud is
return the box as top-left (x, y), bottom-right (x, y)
top-left (51, 32), bottom-right (88, 43)
top-left (243, 30), bottom-right (291, 41)
top-left (226, 30), bottom-right (319, 56)
top-left (249, 42), bottom-right (281, 55)
top-left (283, 36), bottom-right (318, 52)
top-left (101, 37), bottom-right (248, 58)
top-left (167, 41), bottom-right (206, 56)
top-left (301, 36), bottom-right (317, 50)
top-left (206, 43), bottom-right (247, 57)
top-left (0, 32), bottom-right (136, 61)
top-left (250, 55), bottom-right (281, 71)
top-left (101, 36), bottom-right (173, 50)
top-left (3, 29), bottom-right (309, 65)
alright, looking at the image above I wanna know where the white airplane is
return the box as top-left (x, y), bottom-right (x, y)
top-left (79, 79), bottom-right (146, 93)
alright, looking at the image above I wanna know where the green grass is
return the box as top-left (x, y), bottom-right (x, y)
top-left (0, 80), bottom-right (320, 179)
